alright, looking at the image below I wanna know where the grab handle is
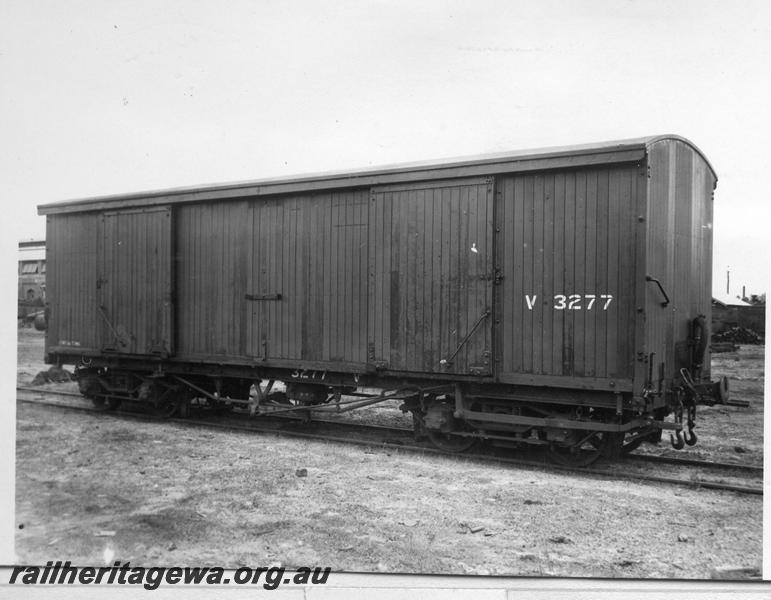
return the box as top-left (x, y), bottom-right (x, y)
top-left (645, 275), bottom-right (670, 307)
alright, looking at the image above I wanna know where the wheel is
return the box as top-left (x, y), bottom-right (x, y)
top-left (715, 376), bottom-right (729, 404)
top-left (426, 430), bottom-right (477, 453)
top-left (547, 431), bottom-right (619, 467)
top-left (210, 400), bottom-right (234, 416)
top-left (152, 397), bottom-right (179, 419)
top-left (90, 396), bottom-right (121, 411)
top-left (268, 391), bottom-right (290, 405)
top-left (411, 411), bottom-right (428, 441)
top-left (178, 397), bottom-right (191, 418)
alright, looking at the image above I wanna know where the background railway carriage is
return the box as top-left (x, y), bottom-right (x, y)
top-left (39, 135), bottom-right (726, 465)
top-left (17, 239), bottom-right (46, 326)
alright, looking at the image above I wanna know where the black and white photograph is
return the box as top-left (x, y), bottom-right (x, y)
top-left (2, 0), bottom-right (768, 595)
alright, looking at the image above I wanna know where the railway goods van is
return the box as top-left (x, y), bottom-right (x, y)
top-left (39, 135), bottom-right (727, 464)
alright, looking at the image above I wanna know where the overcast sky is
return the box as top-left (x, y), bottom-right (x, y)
top-left (3, 0), bottom-right (770, 297)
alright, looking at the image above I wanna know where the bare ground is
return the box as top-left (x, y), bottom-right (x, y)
top-left (15, 329), bottom-right (764, 578)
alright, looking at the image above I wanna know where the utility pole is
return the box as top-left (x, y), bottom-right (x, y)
top-left (726, 266), bottom-right (730, 295)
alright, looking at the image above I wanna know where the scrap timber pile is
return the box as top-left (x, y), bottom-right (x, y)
top-left (712, 327), bottom-right (764, 345)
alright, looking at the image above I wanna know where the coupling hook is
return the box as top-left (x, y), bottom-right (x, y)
top-left (670, 429), bottom-right (685, 450)
top-left (684, 428), bottom-right (698, 446)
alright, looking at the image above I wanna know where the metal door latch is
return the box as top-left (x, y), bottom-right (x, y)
top-left (245, 293), bottom-right (283, 301)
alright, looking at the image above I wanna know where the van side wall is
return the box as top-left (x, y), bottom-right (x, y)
top-left (44, 140), bottom-right (715, 399)
top-left (45, 166), bottom-right (642, 394)
top-left (175, 190), bottom-right (370, 365)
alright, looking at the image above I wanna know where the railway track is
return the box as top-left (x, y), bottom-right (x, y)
top-left (16, 386), bottom-right (763, 496)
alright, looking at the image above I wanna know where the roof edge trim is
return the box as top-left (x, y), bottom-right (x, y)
top-left (644, 135), bottom-right (718, 182)
top-left (38, 135), bottom-right (714, 214)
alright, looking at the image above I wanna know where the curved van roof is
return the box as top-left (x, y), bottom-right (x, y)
top-left (38, 135), bottom-right (715, 215)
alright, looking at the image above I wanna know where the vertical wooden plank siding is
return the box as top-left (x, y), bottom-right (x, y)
top-left (46, 213), bottom-right (99, 352)
top-left (368, 179), bottom-right (493, 374)
top-left (532, 175), bottom-right (544, 373)
top-left (510, 176), bottom-right (524, 372)
top-left (98, 208), bottom-right (172, 354)
top-left (673, 144), bottom-right (694, 348)
top-left (572, 172), bottom-right (587, 376)
top-left (543, 175), bottom-right (555, 374)
top-left (699, 158), bottom-right (715, 377)
top-left (497, 165), bottom-right (639, 381)
top-left (429, 190), bottom-right (442, 368)
top-left (645, 143), bottom-right (669, 376)
top-left (521, 175), bottom-right (534, 373)
top-left (562, 173), bottom-right (576, 374)
top-left (583, 170), bottom-right (597, 376)
top-left (644, 140), bottom-right (716, 384)
top-left (178, 192), bottom-right (369, 363)
top-left (176, 201), bottom-right (249, 357)
top-left (550, 173), bottom-right (565, 372)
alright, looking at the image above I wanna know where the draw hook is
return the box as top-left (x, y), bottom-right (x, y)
top-left (670, 429), bottom-right (685, 450)
top-left (684, 427), bottom-right (698, 446)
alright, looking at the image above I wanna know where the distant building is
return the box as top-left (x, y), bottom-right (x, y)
top-left (712, 293), bottom-right (765, 335)
top-left (18, 240), bottom-right (46, 321)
